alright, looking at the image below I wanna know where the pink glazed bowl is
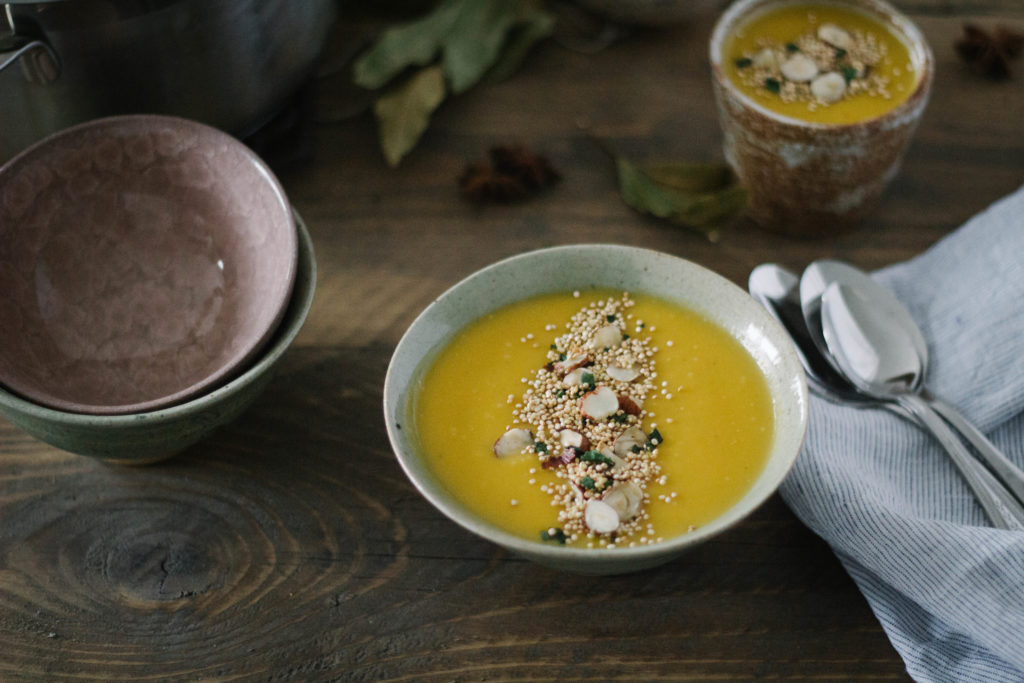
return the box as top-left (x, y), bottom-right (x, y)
top-left (709, 0), bottom-right (934, 236)
top-left (0, 115), bottom-right (297, 415)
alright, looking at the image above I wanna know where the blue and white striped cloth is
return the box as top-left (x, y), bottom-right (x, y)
top-left (780, 185), bottom-right (1024, 682)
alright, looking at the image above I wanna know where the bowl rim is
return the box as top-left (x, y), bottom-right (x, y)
top-left (384, 243), bottom-right (808, 566)
top-left (0, 206), bottom-right (316, 426)
top-left (0, 113), bottom-right (299, 415)
top-left (708, 0), bottom-right (935, 131)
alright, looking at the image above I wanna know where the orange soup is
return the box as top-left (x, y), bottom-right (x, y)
top-left (412, 290), bottom-right (775, 548)
top-left (725, 3), bottom-right (919, 124)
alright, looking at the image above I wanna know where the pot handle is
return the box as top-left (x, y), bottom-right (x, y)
top-left (0, 7), bottom-right (60, 85)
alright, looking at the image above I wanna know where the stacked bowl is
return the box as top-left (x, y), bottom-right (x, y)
top-left (0, 115), bottom-right (315, 464)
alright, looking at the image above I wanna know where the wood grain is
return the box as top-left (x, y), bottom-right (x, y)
top-left (2, 1), bottom-right (1022, 679)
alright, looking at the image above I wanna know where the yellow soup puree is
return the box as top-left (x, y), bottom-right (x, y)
top-left (412, 290), bottom-right (774, 548)
top-left (725, 3), bottom-right (918, 124)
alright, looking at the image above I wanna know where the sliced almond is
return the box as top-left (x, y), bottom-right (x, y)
top-left (607, 363), bottom-right (640, 382)
top-left (618, 394), bottom-right (643, 416)
top-left (612, 426), bottom-right (648, 457)
top-left (605, 449), bottom-right (628, 471)
top-left (493, 428), bottom-right (533, 458)
top-left (818, 23), bottom-right (852, 50)
top-left (752, 47), bottom-right (776, 69)
top-left (810, 72), bottom-right (847, 103)
top-left (602, 481), bottom-right (644, 521)
top-left (584, 498), bottom-right (620, 534)
top-left (591, 324), bottom-right (623, 350)
top-left (553, 354), bottom-right (588, 375)
top-left (580, 386), bottom-right (619, 420)
top-left (563, 367), bottom-right (586, 386)
top-left (780, 54), bottom-right (818, 82)
top-left (558, 429), bottom-right (590, 451)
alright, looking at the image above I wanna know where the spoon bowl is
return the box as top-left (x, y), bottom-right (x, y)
top-left (799, 259), bottom-right (1024, 529)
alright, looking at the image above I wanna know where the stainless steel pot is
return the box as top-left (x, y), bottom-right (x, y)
top-left (0, 0), bottom-right (335, 161)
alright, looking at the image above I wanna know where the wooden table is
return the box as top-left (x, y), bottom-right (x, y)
top-left (2, 1), bottom-right (1022, 679)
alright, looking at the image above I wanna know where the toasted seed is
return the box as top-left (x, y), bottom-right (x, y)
top-left (780, 54), bottom-right (818, 82)
top-left (494, 428), bottom-right (533, 458)
top-left (580, 386), bottom-right (619, 420)
top-left (818, 23), bottom-right (853, 50)
top-left (612, 426), bottom-right (648, 457)
top-left (592, 324), bottom-right (623, 349)
top-left (618, 394), bottom-right (643, 416)
top-left (585, 498), bottom-right (620, 534)
top-left (810, 72), bottom-right (847, 102)
top-left (559, 429), bottom-right (590, 451)
top-left (602, 481), bottom-right (644, 521)
top-left (554, 354), bottom-right (588, 375)
top-left (752, 47), bottom-right (777, 69)
top-left (607, 363), bottom-right (640, 382)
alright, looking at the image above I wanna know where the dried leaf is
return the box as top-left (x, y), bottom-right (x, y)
top-left (615, 157), bottom-right (746, 240)
top-left (641, 162), bottom-right (735, 194)
top-left (374, 65), bottom-right (447, 167)
top-left (486, 1), bottom-right (557, 83)
top-left (442, 0), bottom-right (522, 94)
top-left (352, 0), bottom-right (463, 90)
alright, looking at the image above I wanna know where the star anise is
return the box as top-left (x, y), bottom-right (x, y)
top-left (458, 145), bottom-right (561, 203)
top-left (955, 24), bottom-right (1023, 79)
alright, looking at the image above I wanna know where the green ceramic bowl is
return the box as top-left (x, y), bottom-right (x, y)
top-left (0, 210), bottom-right (316, 465)
top-left (384, 244), bottom-right (808, 575)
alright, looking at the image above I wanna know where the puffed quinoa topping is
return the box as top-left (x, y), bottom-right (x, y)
top-left (734, 13), bottom-right (893, 107)
top-left (494, 293), bottom-right (677, 547)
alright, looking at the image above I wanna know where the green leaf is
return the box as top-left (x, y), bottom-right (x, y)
top-left (616, 157), bottom-right (681, 221)
top-left (485, 1), bottom-right (556, 84)
top-left (441, 0), bottom-right (521, 94)
top-left (580, 450), bottom-right (616, 468)
top-left (374, 65), bottom-right (447, 167)
top-left (643, 162), bottom-right (735, 194)
top-left (352, 0), bottom-right (463, 90)
top-left (614, 157), bottom-right (747, 240)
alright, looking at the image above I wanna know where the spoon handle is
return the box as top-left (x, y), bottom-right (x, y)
top-left (896, 394), bottom-right (1024, 531)
top-left (927, 395), bottom-right (1024, 506)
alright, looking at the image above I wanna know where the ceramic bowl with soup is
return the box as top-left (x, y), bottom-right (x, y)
top-left (384, 245), bottom-right (808, 575)
top-left (709, 0), bottom-right (933, 236)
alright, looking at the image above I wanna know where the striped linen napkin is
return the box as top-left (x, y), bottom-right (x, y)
top-left (779, 185), bottom-right (1024, 682)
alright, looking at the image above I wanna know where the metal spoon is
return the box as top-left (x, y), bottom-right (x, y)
top-left (749, 263), bottom-right (880, 407)
top-left (751, 263), bottom-right (1024, 511)
top-left (801, 260), bottom-right (1024, 530)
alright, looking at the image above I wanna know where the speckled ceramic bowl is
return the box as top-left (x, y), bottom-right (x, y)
top-left (0, 210), bottom-right (315, 465)
top-left (383, 244), bottom-right (807, 575)
top-left (0, 114), bottom-right (297, 414)
top-left (709, 0), bottom-right (933, 236)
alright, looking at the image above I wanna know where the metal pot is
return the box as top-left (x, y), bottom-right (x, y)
top-left (0, 0), bottom-right (335, 161)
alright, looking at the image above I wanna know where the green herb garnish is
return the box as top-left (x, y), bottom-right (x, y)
top-left (841, 65), bottom-right (859, 83)
top-left (611, 413), bottom-right (629, 423)
top-left (606, 314), bottom-right (617, 323)
top-left (580, 475), bottom-right (597, 490)
top-left (541, 528), bottom-right (567, 544)
top-left (834, 47), bottom-right (847, 59)
top-left (765, 77), bottom-right (781, 93)
top-left (734, 56), bottom-right (753, 68)
top-left (648, 427), bottom-right (663, 449)
top-left (785, 42), bottom-right (800, 52)
top-left (534, 442), bottom-right (548, 454)
top-left (581, 450), bottom-right (616, 468)
top-left (581, 371), bottom-right (596, 391)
